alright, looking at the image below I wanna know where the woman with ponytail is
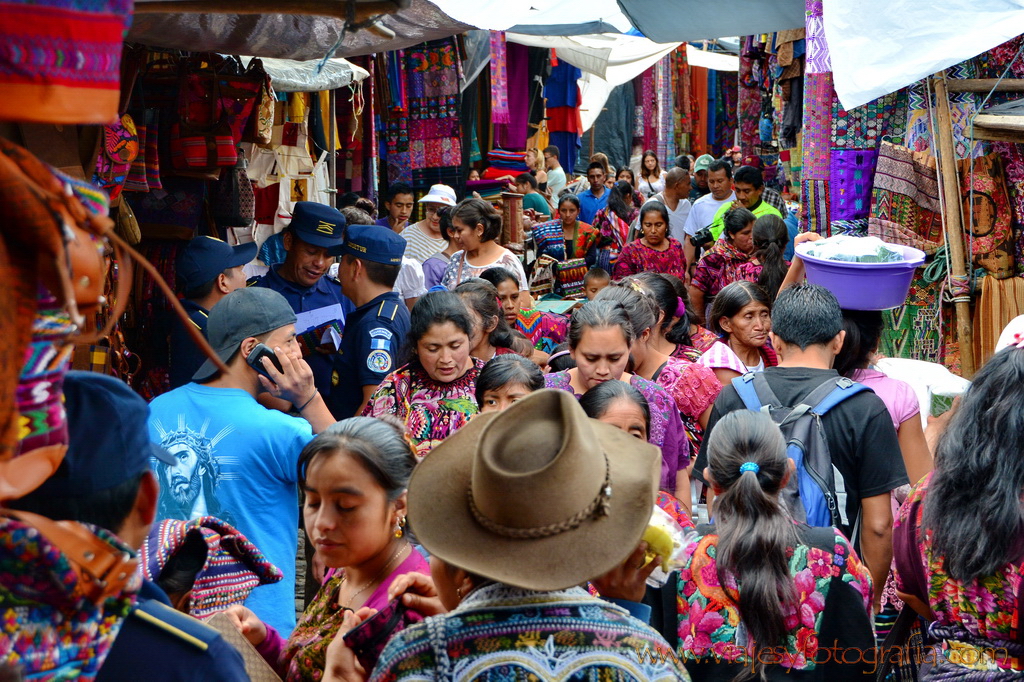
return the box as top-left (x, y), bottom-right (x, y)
top-left (678, 410), bottom-right (875, 681)
top-left (634, 272), bottom-right (718, 361)
top-left (736, 215), bottom-right (790, 303)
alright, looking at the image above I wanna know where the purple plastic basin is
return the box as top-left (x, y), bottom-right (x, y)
top-left (795, 243), bottom-right (926, 311)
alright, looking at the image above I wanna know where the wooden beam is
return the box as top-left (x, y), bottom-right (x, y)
top-left (932, 73), bottom-right (976, 378)
top-left (971, 125), bottom-right (1024, 144)
top-left (941, 78), bottom-right (1024, 93)
top-left (972, 113), bottom-right (1024, 132)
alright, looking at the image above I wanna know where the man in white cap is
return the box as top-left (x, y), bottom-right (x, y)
top-left (400, 184), bottom-right (457, 263)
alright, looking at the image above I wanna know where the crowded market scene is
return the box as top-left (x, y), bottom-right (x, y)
top-left (4, 0), bottom-right (1024, 680)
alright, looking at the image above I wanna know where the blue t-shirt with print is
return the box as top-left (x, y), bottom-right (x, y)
top-left (147, 384), bottom-right (313, 636)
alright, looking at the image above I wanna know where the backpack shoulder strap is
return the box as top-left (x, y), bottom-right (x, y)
top-left (808, 376), bottom-right (873, 415)
top-left (730, 372), bottom-right (782, 413)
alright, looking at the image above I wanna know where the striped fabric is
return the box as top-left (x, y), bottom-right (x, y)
top-left (141, 516), bottom-right (284, 621)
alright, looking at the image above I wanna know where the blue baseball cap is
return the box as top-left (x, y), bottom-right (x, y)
top-left (177, 236), bottom-right (257, 292)
top-left (289, 201), bottom-right (347, 249)
top-left (28, 372), bottom-right (175, 498)
top-left (331, 224), bottom-right (406, 265)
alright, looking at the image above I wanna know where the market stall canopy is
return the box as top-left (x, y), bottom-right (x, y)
top-left (430, 0), bottom-right (632, 35)
top-left (825, 0), bottom-right (1024, 111)
top-left (614, 0), bottom-right (804, 45)
top-left (129, 0), bottom-right (472, 60)
top-left (241, 57), bottom-right (369, 92)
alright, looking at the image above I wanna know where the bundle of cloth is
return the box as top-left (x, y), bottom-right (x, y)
top-left (480, 148), bottom-right (528, 180)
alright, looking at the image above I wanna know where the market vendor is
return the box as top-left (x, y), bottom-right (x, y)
top-left (707, 165), bottom-right (782, 241)
top-left (252, 201), bottom-right (354, 417)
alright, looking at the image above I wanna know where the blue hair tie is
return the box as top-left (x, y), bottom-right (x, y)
top-left (739, 462), bottom-right (760, 474)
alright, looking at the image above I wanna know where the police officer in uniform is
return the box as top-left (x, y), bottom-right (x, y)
top-left (170, 236), bottom-right (256, 389)
top-left (252, 201), bottom-right (354, 416)
top-left (8, 372), bottom-right (249, 682)
top-left (330, 224), bottom-right (411, 416)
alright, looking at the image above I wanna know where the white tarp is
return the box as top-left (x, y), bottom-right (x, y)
top-left (428, 0), bottom-right (633, 34)
top-left (686, 44), bottom-right (739, 72)
top-left (616, 0), bottom-right (803, 44)
top-left (504, 32), bottom-right (680, 132)
top-left (241, 57), bottom-right (369, 92)
top-left (505, 32), bottom-right (679, 81)
top-left (824, 0), bottom-right (1024, 111)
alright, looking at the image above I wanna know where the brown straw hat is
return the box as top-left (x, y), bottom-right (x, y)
top-left (407, 389), bottom-right (660, 591)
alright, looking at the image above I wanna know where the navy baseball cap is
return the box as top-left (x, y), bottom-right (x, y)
top-left (28, 372), bottom-right (175, 498)
top-left (289, 201), bottom-right (347, 249)
top-left (193, 287), bottom-right (297, 382)
top-left (332, 224), bottom-right (406, 265)
top-left (176, 236), bottom-right (257, 292)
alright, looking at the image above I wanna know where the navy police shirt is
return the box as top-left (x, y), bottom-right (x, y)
top-left (331, 291), bottom-right (410, 417)
top-left (252, 267), bottom-right (354, 416)
top-left (168, 300), bottom-right (210, 389)
top-left (95, 581), bottom-right (248, 682)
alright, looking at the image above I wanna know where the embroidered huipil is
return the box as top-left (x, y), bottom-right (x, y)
top-left (894, 473), bottom-right (1024, 676)
top-left (677, 524), bottom-right (874, 681)
top-left (363, 359), bottom-right (484, 459)
top-left (690, 238), bottom-right (753, 299)
top-left (370, 584), bottom-right (690, 681)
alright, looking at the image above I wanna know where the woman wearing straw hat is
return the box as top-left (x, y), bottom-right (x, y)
top-left (325, 389), bottom-right (689, 681)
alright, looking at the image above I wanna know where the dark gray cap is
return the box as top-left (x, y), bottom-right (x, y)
top-left (192, 287), bottom-right (297, 382)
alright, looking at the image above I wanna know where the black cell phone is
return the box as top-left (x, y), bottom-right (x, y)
top-left (246, 343), bottom-right (283, 380)
top-left (342, 599), bottom-right (415, 670)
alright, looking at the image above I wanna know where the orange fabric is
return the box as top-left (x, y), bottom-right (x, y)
top-left (0, 83), bottom-right (119, 125)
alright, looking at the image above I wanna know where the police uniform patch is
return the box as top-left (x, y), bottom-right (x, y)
top-left (367, 350), bottom-right (392, 373)
top-left (369, 327), bottom-right (394, 340)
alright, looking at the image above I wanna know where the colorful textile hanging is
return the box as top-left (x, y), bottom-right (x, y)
top-left (490, 31), bottom-right (511, 125)
top-left (0, 0), bottom-right (133, 124)
top-left (959, 153), bottom-right (1015, 275)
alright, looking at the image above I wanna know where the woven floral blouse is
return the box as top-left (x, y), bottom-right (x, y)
top-left (532, 219), bottom-right (600, 263)
top-left (691, 237), bottom-right (753, 297)
top-left (362, 359), bottom-right (484, 459)
top-left (652, 357), bottom-right (721, 453)
top-left (894, 473), bottom-right (1024, 673)
top-left (677, 524), bottom-right (874, 679)
top-left (613, 238), bottom-right (688, 281)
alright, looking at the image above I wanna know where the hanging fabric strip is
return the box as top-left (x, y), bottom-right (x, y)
top-left (490, 31), bottom-right (510, 125)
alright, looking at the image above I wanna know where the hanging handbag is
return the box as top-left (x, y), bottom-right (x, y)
top-left (92, 114), bottom-right (139, 202)
top-left (170, 119), bottom-right (238, 173)
top-left (243, 58), bottom-right (276, 147)
top-left (212, 149), bottom-right (256, 227)
top-left (113, 196), bottom-right (142, 245)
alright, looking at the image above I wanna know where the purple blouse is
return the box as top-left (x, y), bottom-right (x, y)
top-left (543, 372), bottom-right (690, 492)
top-left (422, 253), bottom-right (449, 289)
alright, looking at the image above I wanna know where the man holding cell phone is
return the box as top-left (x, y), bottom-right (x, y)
top-left (148, 287), bottom-right (334, 638)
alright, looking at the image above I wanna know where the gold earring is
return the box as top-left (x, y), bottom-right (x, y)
top-left (456, 586), bottom-right (463, 599)
top-left (394, 516), bottom-right (406, 538)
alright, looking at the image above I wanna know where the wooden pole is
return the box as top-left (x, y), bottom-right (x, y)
top-left (328, 89), bottom-right (337, 208)
top-left (943, 78), bottom-right (1024, 93)
top-left (932, 72), bottom-right (976, 378)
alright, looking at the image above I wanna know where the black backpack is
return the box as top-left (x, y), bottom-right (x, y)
top-left (730, 373), bottom-right (871, 528)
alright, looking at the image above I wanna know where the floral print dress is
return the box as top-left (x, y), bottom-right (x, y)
top-left (894, 473), bottom-right (1024, 676)
top-left (362, 359), bottom-right (484, 459)
top-left (677, 524), bottom-right (875, 680)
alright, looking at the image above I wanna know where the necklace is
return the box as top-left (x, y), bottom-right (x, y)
top-left (338, 542), bottom-right (408, 609)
